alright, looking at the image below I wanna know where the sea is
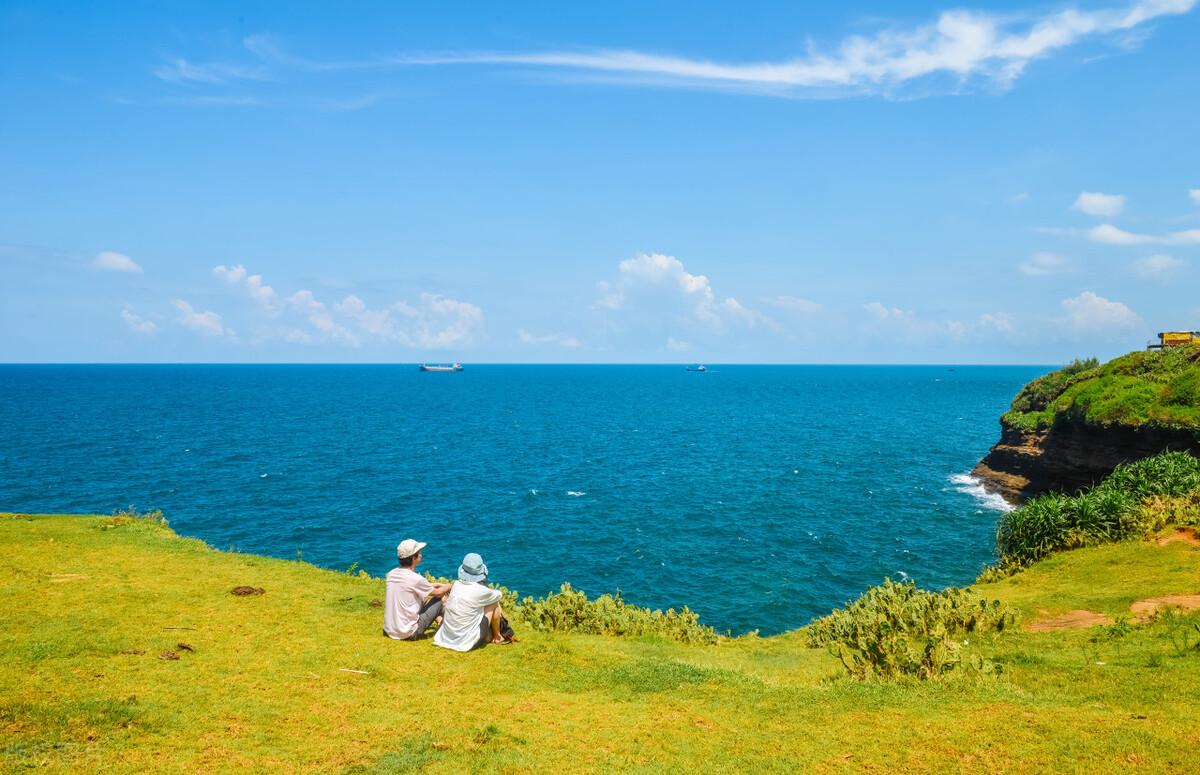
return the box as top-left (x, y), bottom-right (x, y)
top-left (0, 364), bottom-right (1047, 635)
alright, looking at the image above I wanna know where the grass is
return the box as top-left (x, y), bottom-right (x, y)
top-left (3, 512), bottom-right (1200, 772)
top-left (1002, 345), bottom-right (1200, 431)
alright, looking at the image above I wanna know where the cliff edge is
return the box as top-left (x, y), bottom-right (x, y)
top-left (974, 346), bottom-right (1200, 502)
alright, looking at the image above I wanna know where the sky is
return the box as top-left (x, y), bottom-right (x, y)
top-left (2, 0), bottom-right (1199, 364)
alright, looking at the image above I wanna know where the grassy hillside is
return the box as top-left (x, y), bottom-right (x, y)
top-left (1003, 344), bottom-right (1200, 432)
top-left (4, 512), bottom-right (1200, 773)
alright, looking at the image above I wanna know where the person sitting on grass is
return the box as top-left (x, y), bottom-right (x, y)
top-left (383, 539), bottom-right (452, 641)
top-left (432, 552), bottom-right (512, 651)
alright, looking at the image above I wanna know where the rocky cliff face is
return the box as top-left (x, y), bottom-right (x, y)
top-left (973, 418), bottom-right (1200, 502)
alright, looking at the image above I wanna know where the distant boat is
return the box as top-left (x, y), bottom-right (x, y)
top-left (685, 364), bottom-right (708, 372)
top-left (419, 363), bottom-right (463, 372)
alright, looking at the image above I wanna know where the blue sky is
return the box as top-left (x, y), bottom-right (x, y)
top-left (2, 0), bottom-right (1198, 363)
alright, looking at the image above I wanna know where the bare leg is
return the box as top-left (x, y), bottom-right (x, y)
top-left (484, 603), bottom-right (505, 643)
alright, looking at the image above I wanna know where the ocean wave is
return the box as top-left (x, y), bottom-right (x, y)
top-left (566, 491), bottom-right (586, 497)
top-left (949, 473), bottom-right (1014, 513)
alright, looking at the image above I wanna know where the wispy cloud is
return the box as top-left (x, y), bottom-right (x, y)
top-left (387, 0), bottom-right (1195, 96)
top-left (1190, 188), bottom-right (1200, 206)
top-left (173, 299), bottom-right (231, 337)
top-left (517, 329), bottom-right (583, 348)
top-left (1072, 190), bottom-right (1125, 217)
top-left (1134, 253), bottom-right (1186, 280)
top-left (1018, 251), bottom-right (1076, 276)
top-left (152, 1), bottom-right (1195, 103)
top-left (153, 57), bottom-right (269, 85)
top-left (1087, 223), bottom-right (1200, 245)
top-left (120, 305), bottom-right (156, 334)
top-left (93, 250), bottom-right (142, 273)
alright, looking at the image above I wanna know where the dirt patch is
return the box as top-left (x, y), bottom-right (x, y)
top-left (230, 586), bottom-right (265, 596)
top-left (159, 651), bottom-right (179, 661)
top-left (1156, 528), bottom-right (1200, 546)
top-left (1027, 609), bottom-right (1112, 632)
top-left (1130, 595), bottom-right (1200, 621)
top-left (369, 598), bottom-right (383, 608)
top-left (119, 648), bottom-right (145, 656)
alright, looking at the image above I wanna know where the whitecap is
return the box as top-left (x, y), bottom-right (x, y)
top-left (949, 473), bottom-right (1014, 513)
top-left (260, 473), bottom-right (269, 479)
top-left (566, 490), bottom-right (586, 497)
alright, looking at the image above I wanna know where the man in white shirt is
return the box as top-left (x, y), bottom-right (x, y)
top-left (432, 553), bottom-right (508, 652)
top-left (383, 539), bottom-right (452, 640)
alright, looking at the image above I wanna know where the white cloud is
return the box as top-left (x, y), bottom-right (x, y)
top-left (666, 336), bottom-right (691, 352)
top-left (1087, 223), bottom-right (1200, 245)
top-left (120, 306), bottom-right (156, 334)
top-left (1190, 189), bottom-right (1200, 206)
top-left (154, 57), bottom-right (268, 84)
top-left (978, 312), bottom-right (1014, 333)
top-left (517, 329), bottom-right (582, 348)
top-left (173, 299), bottom-right (230, 337)
top-left (1018, 251), bottom-right (1075, 276)
top-left (769, 296), bottom-right (823, 315)
top-left (213, 264), bottom-right (280, 313)
top-left (1072, 191), bottom-right (1125, 217)
top-left (392, 0), bottom-right (1195, 97)
top-left (94, 251), bottom-right (143, 273)
top-left (1007, 192), bottom-right (1030, 204)
top-left (1061, 291), bottom-right (1139, 328)
top-left (864, 302), bottom-right (911, 320)
top-left (1135, 253), bottom-right (1186, 281)
top-left (599, 252), bottom-right (769, 331)
top-left (392, 293), bottom-right (485, 349)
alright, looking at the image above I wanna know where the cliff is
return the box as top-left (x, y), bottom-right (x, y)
top-left (974, 345), bottom-right (1200, 502)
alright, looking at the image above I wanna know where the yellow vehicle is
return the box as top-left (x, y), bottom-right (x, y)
top-left (1148, 331), bottom-right (1200, 349)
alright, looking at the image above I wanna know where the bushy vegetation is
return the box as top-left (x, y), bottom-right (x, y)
top-left (995, 451), bottom-right (1200, 567)
top-left (803, 579), bottom-right (1014, 680)
top-left (1003, 345), bottom-right (1200, 431)
top-left (515, 583), bottom-right (719, 645)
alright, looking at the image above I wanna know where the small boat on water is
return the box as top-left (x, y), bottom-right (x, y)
top-left (419, 363), bottom-right (463, 372)
top-left (685, 364), bottom-right (708, 372)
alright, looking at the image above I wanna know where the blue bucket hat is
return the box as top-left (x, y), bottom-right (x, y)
top-left (458, 553), bottom-right (488, 583)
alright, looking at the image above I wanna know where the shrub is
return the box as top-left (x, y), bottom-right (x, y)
top-left (514, 584), bottom-right (719, 645)
top-left (803, 579), bottom-right (1013, 680)
top-left (996, 451), bottom-right (1200, 566)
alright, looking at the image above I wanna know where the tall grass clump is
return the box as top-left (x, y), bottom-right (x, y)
top-left (515, 584), bottom-right (719, 645)
top-left (996, 451), bottom-right (1200, 567)
top-left (804, 580), bottom-right (1013, 680)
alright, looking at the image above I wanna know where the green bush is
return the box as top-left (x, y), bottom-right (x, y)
top-left (1003, 345), bottom-right (1200, 431)
top-left (996, 451), bottom-right (1200, 566)
top-left (803, 579), bottom-right (1013, 680)
top-left (514, 584), bottom-right (719, 645)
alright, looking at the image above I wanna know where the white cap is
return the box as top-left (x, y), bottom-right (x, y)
top-left (396, 538), bottom-right (427, 560)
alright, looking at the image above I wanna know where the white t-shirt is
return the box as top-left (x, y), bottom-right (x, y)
top-left (432, 581), bottom-right (503, 652)
top-left (383, 567), bottom-right (435, 639)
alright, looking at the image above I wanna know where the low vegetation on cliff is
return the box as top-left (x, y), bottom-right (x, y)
top-left (994, 451), bottom-right (1200, 570)
top-left (1003, 344), bottom-right (1200, 432)
top-left (5, 510), bottom-right (1200, 771)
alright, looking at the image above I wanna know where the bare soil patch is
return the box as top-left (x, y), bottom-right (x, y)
top-left (230, 586), bottom-right (265, 596)
top-left (1027, 609), bottom-right (1112, 632)
top-left (1156, 529), bottom-right (1200, 546)
top-left (1130, 595), bottom-right (1200, 621)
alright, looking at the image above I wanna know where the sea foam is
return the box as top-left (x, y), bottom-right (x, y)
top-left (949, 473), bottom-right (1014, 513)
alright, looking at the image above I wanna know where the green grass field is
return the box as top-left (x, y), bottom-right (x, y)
top-left (3, 513), bottom-right (1199, 773)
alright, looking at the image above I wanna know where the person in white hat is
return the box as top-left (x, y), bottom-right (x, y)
top-left (383, 539), bottom-right (451, 640)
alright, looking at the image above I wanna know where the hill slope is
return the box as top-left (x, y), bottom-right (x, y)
top-left (3, 513), bottom-right (1200, 773)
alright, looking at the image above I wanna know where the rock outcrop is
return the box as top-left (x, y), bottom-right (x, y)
top-left (973, 418), bottom-right (1200, 502)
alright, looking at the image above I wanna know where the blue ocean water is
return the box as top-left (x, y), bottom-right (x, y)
top-left (0, 364), bottom-right (1046, 635)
